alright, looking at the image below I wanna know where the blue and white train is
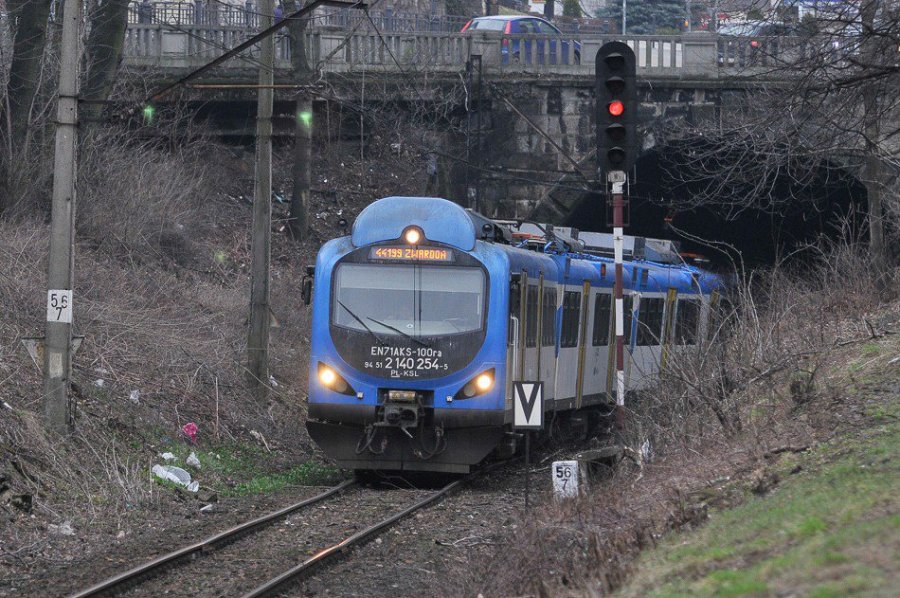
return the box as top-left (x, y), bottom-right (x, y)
top-left (304, 197), bottom-right (725, 473)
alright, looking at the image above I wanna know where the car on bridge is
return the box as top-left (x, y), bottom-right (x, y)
top-left (461, 16), bottom-right (581, 65)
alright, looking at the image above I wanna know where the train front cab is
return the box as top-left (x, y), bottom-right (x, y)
top-left (305, 198), bottom-right (511, 474)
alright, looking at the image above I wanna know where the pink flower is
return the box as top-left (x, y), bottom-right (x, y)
top-left (182, 422), bottom-right (199, 444)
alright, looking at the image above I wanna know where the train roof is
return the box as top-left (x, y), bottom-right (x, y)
top-left (352, 196), bottom-right (477, 251)
top-left (349, 197), bottom-right (723, 293)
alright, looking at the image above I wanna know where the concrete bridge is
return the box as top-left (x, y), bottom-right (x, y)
top-left (124, 18), bottom-right (789, 82)
top-left (121, 4), bottom-right (809, 218)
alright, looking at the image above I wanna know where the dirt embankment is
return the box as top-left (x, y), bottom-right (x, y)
top-left (448, 286), bottom-right (899, 597)
top-left (0, 130), bottom-right (430, 594)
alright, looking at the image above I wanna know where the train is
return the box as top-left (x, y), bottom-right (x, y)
top-left (304, 196), bottom-right (726, 473)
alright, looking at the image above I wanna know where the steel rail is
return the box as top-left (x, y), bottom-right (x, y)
top-left (68, 479), bottom-right (358, 598)
top-left (242, 462), bottom-right (508, 598)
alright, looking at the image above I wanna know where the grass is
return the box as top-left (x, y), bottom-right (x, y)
top-left (618, 396), bottom-right (899, 597)
top-left (152, 443), bottom-right (343, 497)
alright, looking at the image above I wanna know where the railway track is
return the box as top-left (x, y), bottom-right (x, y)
top-left (68, 472), bottom-right (480, 597)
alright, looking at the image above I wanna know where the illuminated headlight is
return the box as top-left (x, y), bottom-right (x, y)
top-left (456, 369), bottom-right (495, 400)
top-left (403, 227), bottom-right (422, 245)
top-left (319, 367), bottom-right (336, 386)
top-left (317, 362), bottom-right (355, 396)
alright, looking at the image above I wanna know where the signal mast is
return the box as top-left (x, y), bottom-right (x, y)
top-left (595, 42), bottom-right (638, 429)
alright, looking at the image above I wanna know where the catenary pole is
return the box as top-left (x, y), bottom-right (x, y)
top-left (43, 0), bottom-right (83, 433)
top-left (247, 0), bottom-right (275, 398)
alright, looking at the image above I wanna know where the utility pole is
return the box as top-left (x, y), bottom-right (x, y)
top-left (247, 0), bottom-right (275, 398)
top-left (43, 0), bottom-right (83, 434)
top-left (286, 0), bottom-right (312, 241)
top-left (622, 0), bottom-right (626, 34)
top-left (290, 98), bottom-right (312, 239)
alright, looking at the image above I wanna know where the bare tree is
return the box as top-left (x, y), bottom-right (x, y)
top-left (1, 0), bottom-right (131, 215)
top-left (659, 0), bottom-right (899, 291)
top-left (82, 0), bottom-right (130, 125)
top-left (1, 0), bottom-right (53, 213)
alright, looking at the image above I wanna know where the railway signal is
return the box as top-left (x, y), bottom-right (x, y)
top-left (595, 41), bottom-right (638, 177)
top-left (596, 41), bottom-right (637, 432)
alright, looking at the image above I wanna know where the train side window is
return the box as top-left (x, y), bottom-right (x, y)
top-left (525, 285), bottom-right (539, 347)
top-left (561, 290), bottom-right (581, 348)
top-left (592, 293), bottom-right (612, 346)
top-left (541, 288), bottom-right (556, 346)
top-left (675, 299), bottom-right (700, 345)
top-left (637, 298), bottom-right (665, 346)
top-left (623, 295), bottom-right (634, 344)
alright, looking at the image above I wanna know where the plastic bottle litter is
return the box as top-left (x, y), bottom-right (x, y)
top-left (151, 465), bottom-right (199, 492)
top-left (186, 452), bottom-right (201, 469)
top-left (49, 522), bottom-right (75, 536)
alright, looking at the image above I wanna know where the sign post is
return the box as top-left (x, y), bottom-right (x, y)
top-left (513, 381), bottom-right (543, 509)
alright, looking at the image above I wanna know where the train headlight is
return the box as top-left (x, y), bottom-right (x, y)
top-left (319, 367), bottom-right (336, 386)
top-left (317, 363), bottom-right (355, 395)
top-left (456, 369), bottom-right (495, 400)
top-left (403, 227), bottom-right (422, 245)
top-left (475, 373), bottom-right (493, 392)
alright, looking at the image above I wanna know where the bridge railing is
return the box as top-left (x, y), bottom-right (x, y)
top-left (327, 32), bottom-right (470, 72)
top-left (124, 24), bottom-right (300, 68)
top-left (121, 21), bottom-right (815, 79)
top-left (126, 2), bottom-right (467, 32)
top-left (316, 7), bottom-right (469, 33)
top-left (128, 1), bottom-right (256, 27)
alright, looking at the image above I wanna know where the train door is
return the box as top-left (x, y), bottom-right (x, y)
top-left (522, 279), bottom-right (540, 382)
top-left (539, 282), bottom-right (557, 402)
top-left (585, 288), bottom-right (612, 402)
top-left (574, 281), bottom-right (591, 408)
top-left (506, 273), bottom-right (522, 412)
top-left (630, 293), bottom-right (666, 389)
top-left (555, 284), bottom-right (583, 407)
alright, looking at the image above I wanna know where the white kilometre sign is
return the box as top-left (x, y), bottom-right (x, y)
top-left (47, 290), bottom-right (72, 323)
top-left (552, 460), bottom-right (580, 498)
top-left (513, 381), bottom-right (543, 430)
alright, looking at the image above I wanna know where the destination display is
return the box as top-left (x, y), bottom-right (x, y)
top-left (368, 246), bottom-right (453, 262)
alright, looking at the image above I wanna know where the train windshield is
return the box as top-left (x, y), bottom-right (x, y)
top-left (332, 263), bottom-right (486, 337)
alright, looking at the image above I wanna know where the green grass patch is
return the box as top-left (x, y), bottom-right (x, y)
top-left (226, 462), bottom-right (342, 496)
top-left (618, 396), bottom-right (899, 598)
top-left (154, 443), bottom-right (342, 496)
top-left (860, 343), bottom-right (881, 357)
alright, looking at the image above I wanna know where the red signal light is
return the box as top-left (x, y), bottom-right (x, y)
top-left (608, 100), bottom-right (624, 117)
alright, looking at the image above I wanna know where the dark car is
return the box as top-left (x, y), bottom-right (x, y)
top-left (461, 16), bottom-right (581, 65)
